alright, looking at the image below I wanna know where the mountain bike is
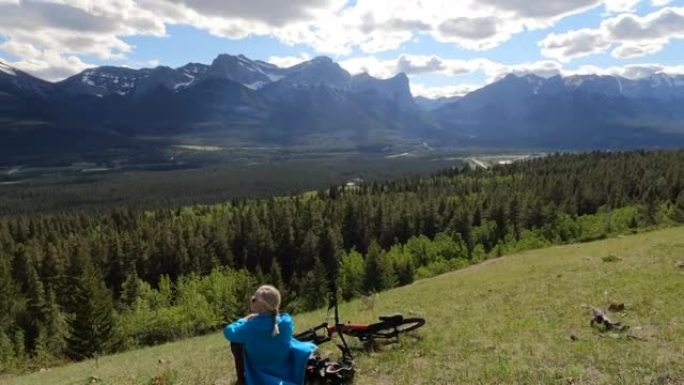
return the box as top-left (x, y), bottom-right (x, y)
top-left (295, 313), bottom-right (426, 345)
top-left (295, 289), bottom-right (425, 384)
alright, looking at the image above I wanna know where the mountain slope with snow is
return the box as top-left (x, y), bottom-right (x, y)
top-left (434, 73), bottom-right (684, 148)
top-left (2, 55), bottom-right (684, 165)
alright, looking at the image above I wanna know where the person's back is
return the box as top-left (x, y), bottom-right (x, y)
top-left (224, 285), bottom-right (316, 385)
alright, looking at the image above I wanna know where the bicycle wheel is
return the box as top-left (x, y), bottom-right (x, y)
top-left (366, 317), bottom-right (426, 339)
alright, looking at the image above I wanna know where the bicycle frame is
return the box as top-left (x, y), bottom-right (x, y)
top-left (298, 314), bottom-right (424, 344)
top-left (327, 283), bottom-right (354, 362)
top-left (298, 321), bottom-right (371, 344)
top-left (331, 323), bottom-right (373, 334)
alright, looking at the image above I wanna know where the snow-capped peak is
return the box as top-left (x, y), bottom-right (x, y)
top-left (647, 72), bottom-right (675, 88)
top-left (563, 75), bottom-right (588, 87)
top-left (66, 67), bottom-right (151, 96)
top-left (206, 54), bottom-right (285, 88)
top-left (520, 74), bottom-right (544, 94)
top-left (674, 75), bottom-right (684, 88)
top-left (237, 54), bottom-right (252, 65)
top-left (0, 61), bottom-right (16, 76)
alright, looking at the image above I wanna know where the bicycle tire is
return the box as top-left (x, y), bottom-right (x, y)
top-left (363, 317), bottom-right (426, 339)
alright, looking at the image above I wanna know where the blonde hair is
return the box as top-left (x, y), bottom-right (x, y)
top-left (253, 285), bottom-right (281, 336)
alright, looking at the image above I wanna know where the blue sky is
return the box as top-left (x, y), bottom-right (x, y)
top-left (1, 0), bottom-right (683, 97)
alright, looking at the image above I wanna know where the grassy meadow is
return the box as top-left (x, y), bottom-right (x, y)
top-left (3, 227), bottom-right (683, 385)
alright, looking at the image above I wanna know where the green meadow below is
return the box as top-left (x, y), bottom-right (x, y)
top-left (3, 227), bottom-right (683, 385)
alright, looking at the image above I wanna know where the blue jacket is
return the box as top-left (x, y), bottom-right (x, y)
top-left (224, 313), bottom-right (317, 385)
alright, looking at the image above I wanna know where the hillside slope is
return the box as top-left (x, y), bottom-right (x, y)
top-left (3, 227), bottom-right (683, 385)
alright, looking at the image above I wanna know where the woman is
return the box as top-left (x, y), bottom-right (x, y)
top-left (224, 285), bottom-right (316, 385)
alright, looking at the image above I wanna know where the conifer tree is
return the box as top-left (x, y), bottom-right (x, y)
top-left (640, 188), bottom-right (658, 225)
top-left (157, 275), bottom-right (173, 308)
top-left (12, 244), bottom-right (33, 293)
top-left (253, 266), bottom-right (266, 286)
top-left (342, 201), bottom-right (360, 250)
top-left (299, 230), bottom-right (319, 273)
top-left (24, 260), bottom-right (48, 351)
top-left (13, 329), bottom-right (26, 362)
top-left (105, 236), bottom-right (126, 298)
top-left (0, 255), bottom-right (16, 331)
top-left (299, 256), bottom-right (328, 311)
top-left (271, 207), bottom-right (296, 281)
top-left (44, 287), bottom-right (68, 356)
top-left (65, 248), bottom-right (117, 359)
top-left (0, 330), bottom-right (15, 368)
top-left (119, 269), bottom-right (142, 309)
top-left (319, 227), bottom-right (343, 289)
top-left (268, 260), bottom-right (285, 295)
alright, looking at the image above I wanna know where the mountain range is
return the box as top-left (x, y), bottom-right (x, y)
top-left (2, 54), bottom-right (684, 165)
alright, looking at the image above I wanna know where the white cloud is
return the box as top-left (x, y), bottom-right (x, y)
top-left (267, 53), bottom-right (312, 68)
top-left (1, 0), bottom-right (681, 81)
top-left (539, 6), bottom-right (684, 61)
top-left (1, 50), bottom-right (94, 81)
top-left (483, 60), bottom-right (564, 80)
top-left (338, 54), bottom-right (566, 84)
top-left (410, 83), bottom-right (483, 98)
top-left (0, 39), bottom-right (41, 59)
top-left (2, 0), bottom-right (611, 80)
top-left (330, 0), bottom-right (606, 53)
top-left (565, 63), bottom-right (684, 78)
top-left (611, 42), bottom-right (665, 57)
top-left (338, 53), bottom-right (684, 99)
top-left (339, 54), bottom-right (500, 79)
top-left (604, 0), bottom-right (642, 13)
top-left (359, 31), bottom-right (414, 53)
top-left (540, 29), bottom-right (612, 62)
top-left (338, 56), bottom-right (396, 78)
top-left (476, 0), bottom-right (601, 20)
top-left (338, 55), bottom-right (572, 100)
top-left (433, 16), bottom-right (515, 50)
top-left (171, 0), bottom-right (621, 55)
top-left (651, 0), bottom-right (673, 6)
top-left (437, 17), bottom-right (499, 40)
top-left (606, 7), bottom-right (684, 40)
top-left (0, 38), bottom-right (97, 80)
top-left (0, 0), bottom-right (171, 78)
top-left (161, 0), bottom-right (347, 27)
top-left (396, 55), bottom-right (448, 74)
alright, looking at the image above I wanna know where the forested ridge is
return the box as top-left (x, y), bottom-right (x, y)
top-left (1, 150), bottom-right (684, 372)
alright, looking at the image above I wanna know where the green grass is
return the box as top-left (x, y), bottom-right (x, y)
top-left (4, 227), bottom-right (684, 385)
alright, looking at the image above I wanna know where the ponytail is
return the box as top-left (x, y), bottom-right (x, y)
top-left (272, 313), bottom-right (280, 336)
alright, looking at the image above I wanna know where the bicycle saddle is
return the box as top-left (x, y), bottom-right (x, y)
top-left (378, 314), bottom-right (403, 323)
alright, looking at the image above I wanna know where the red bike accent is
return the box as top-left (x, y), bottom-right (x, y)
top-left (327, 323), bottom-right (369, 334)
